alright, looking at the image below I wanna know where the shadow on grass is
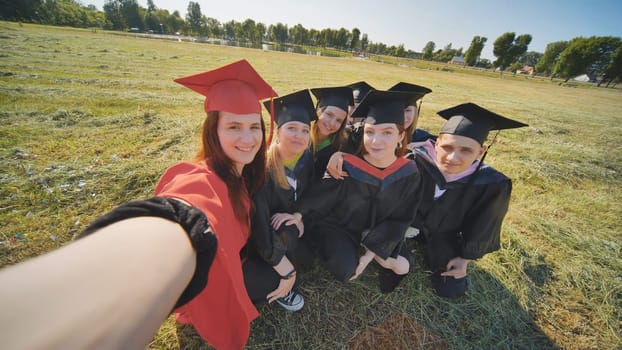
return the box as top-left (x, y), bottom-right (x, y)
top-left (167, 248), bottom-right (559, 350)
top-left (244, 246), bottom-right (560, 350)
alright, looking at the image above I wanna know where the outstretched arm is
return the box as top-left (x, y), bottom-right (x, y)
top-left (0, 217), bottom-right (195, 349)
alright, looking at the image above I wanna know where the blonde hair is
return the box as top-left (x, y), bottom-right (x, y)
top-left (266, 141), bottom-right (289, 189)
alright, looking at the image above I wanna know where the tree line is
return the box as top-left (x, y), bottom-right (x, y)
top-left (1, 0), bottom-right (620, 85)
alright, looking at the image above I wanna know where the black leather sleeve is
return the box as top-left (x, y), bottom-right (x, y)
top-left (77, 197), bottom-right (217, 308)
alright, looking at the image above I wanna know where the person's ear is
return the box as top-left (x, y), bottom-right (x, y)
top-left (479, 145), bottom-right (488, 158)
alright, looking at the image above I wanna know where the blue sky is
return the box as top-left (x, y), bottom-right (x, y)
top-left (86, 0), bottom-right (622, 60)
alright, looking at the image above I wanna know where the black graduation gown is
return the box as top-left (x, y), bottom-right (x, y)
top-left (341, 123), bottom-right (363, 154)
top-left (250, 150), bottom-right (314, 266)
top-left (411, 128), bottom-right (436, 143)
top-left (312, 142), bottom-right (339, 183)
top-left (299, 154), bottom-right (422, 262)
top-left (411, 144), bottom-right (512, 271)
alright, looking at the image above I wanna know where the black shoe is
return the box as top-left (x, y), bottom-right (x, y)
top-left (431, 272), bottom-right (467, 299)
top-left (378, 268), bottom-right (407, 294)
top-left (275, 290), bottom-right (304, 311)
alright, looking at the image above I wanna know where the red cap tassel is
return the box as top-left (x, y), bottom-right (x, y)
top-left (266, 97), bottom-right (275, 145)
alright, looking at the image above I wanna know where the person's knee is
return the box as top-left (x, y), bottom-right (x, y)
top-left (325, 255), bottom-right (355, 283)
top-left (430, 272), bottom-right (467, 299)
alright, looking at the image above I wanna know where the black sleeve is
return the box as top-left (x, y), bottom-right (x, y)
top-left (460, 180), bottom-right (512, 259)
top-left (77, 197), bottom-right (217, 309)
top-left (295, 176), bottom-right (345, 227)
top-left (363, 176), bottom-right (422, 259)
top-left (250, 183), bottom-right (288, 266)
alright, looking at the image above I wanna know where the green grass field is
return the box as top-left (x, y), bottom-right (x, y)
top-left (1, 22), bottom-right (620, 349)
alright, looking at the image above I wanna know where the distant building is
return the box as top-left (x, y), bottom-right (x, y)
top-left (449, 56), bottom-right (465, 66)
top-left (573, 73), bottom-right (597, 83)
top-left (517, 65), bottom-right (535, 75)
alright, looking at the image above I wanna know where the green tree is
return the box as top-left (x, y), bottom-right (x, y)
top-left (554, 36), bottom-right (621, 82)
top-left (204, 17), bottom-right (221, 37)
top-left (241, 19), bottom-right (256, 42)
top-left (433, 43), bottom-right (460, 62)
top-left (269, 22), bottom-right (288, 43)
top-left (103, 0), bottom-right (123, 29)
top-left (600, 45), bottom-right (622, 87)
top-left (308, 29), bottom-right (320, 45)
top-left (422, 41), bottom-right (435, 60)
top-left (146, 0), bottom-right (156, 12)
top-left (289, 23), bottom-right (308, 45)
top-left (0, 0), bottom-right (43, 21)
top-left (351, 27), bottom-right (360, 50)
top-left (360, 33), bottom-right (369, 52)
top-left (464, 36), bottom-right (487, 66)
top-left (185, 1), bottom-right (202, 35)
top-left (120, 0), bottom-right (143, 31)
top-left (336, 27), bottom-right (349, 49)
top-left (589, 36), bottom-right (622, 77)
top-left (223, 20), bottom-right (235, 39)
top-left (519, 51), bottom-right (543, 67)
top-left (493, 32), bottom-right (532, 70)
top-left (255, 22), bottom-right (266, 42)
top-left (535, 41), bottom-right (569, 76)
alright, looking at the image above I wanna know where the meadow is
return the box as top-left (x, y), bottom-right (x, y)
top-left (0, 22), bottom-right (620, 349)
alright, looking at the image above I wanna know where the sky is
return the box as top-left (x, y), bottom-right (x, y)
top-left (86, 0), bottom-right (622, 60)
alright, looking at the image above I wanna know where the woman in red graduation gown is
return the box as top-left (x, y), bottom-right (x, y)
top-left (154, 59), bottom-right (277, 349)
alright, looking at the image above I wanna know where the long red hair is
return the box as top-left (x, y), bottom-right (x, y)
top-left (194, 111), bottom-right (267, 222)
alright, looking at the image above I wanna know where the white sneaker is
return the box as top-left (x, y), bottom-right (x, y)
top-left (275, 290), bottom-right (304, 311)
top-left (405, 226), bottom-right (420, 239)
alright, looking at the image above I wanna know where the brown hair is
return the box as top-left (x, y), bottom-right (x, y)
top-left (310, 106), bottom-right (347, 153)
top-left (194, 111), bottom-right (267, 222)
top-left (404, 101), bottom-right (422, 143)
top-left (357, 123), bottom-right (408, 157)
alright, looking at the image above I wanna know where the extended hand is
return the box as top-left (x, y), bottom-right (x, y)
top-left (271, 213), bottom-right (303, 237)
top-left (349, 250), bottom-right (375, 281)
top-left (326, 152), bottom-right (348, 180)
top-left (266, 275), bottom-right (296, 303)
top-left (440, 257), bottom-right (471, 279)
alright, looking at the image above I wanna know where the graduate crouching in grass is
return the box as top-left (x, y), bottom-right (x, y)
top-left (153, 59), bottom-right (279, 349)
top-left (280, 90), bottom-right (424, 293)
top-left (407, 103), bottom-right (528, 298)
top-left (246, 89), bottom-right (318, 312)
top-left (0, 59), bottom-right (279, 350)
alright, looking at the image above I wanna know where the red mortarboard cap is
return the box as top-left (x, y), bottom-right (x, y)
top-left (174, 59), bottom-right (277, 114)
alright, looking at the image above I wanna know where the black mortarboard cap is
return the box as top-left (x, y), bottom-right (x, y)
top-left (347, 81), bottom-right (375, 104)
top-left (263, 89), bottom-right (317, 127)
top-left (350, 90), bottom-right (423, 125)
top-left (388, 82), bottom-right (432, 106)
top-left (437, 102), bottom-right (528, 144)
top-left (310, 86), bottom-right (354, 113)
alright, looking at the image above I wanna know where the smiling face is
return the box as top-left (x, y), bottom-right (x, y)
top-left (316, 106), bottom-right (347, 139)
top-left (217, 111), bottom-right (264, 175)
top-left (434, 133), bottom-right (486, 174)
top-left (404, 105), bottom-right (418, 129)
top-left (362, 122), bottom-right (404, 168)
top-left (277, 121), bottom-right (310, 159)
